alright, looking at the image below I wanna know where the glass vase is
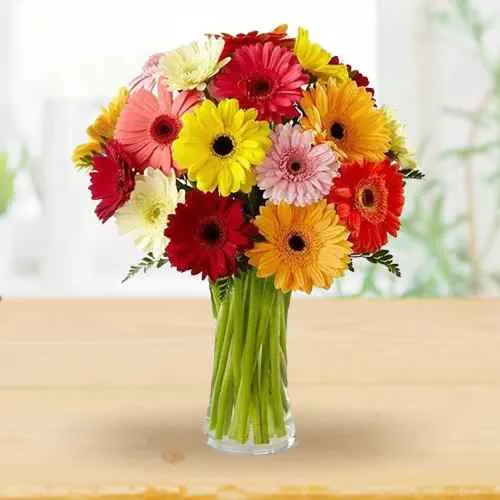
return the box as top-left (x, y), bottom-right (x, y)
top-left (206, 269), bottom-right (295, 455)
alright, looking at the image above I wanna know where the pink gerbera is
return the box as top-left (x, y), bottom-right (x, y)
top-left (256, 123), bottom-right (339, 206)
top-left (115, 85), bottom-right (201, 174)
top-left (129, 53), bottom-right (166, 92)
top-left (210, 42), bottom-right (308, 122)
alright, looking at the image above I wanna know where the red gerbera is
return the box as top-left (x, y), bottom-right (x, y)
top-left (165, 190), bottom-right (256, 281)
top-left (327, 159), bottom-right (405, 254)
top-left (211, 42), bottom-right (308, 123)
top-left (217, 24), bottom-right (294, 60)
top-left (330, 56), bottom-right (374, 96)
top-left (89, 140), bottom-right (136, 223)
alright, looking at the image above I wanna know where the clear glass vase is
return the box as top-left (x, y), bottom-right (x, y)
top-left (206, 269), bottom-right (296, 455)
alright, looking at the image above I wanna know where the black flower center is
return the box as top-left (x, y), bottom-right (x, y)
top-left (212, 135), bottom-right (234, 157)
top-left (290, 161), bottom-right (302, 173)
top-left (330, 122), bottom-right (345, 140)
top-left (200, 221), bottom-right (222, 246)
top-left (288, 234), bottom-right (306, 252)
top-left (361, 188), bottom-right (375, 207)
top-left (249, 77), bottom-right (273, 97)
top-left (151, 115), bottom-right (178, 145)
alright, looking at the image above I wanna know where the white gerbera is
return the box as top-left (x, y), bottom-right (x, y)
top-left (116, 168), bottom-right (184, 257)
top-left (159, 36), bottom-right (230, 91)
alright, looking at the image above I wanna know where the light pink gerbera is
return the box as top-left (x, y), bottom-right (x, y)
top-left (210, 42), bottom-right (308, 122)
top-left (129, 53), bottom-right (166, 92)
top-left (115, 84), bottom-right (201, 174)
top-left (256, 123), bottom-right (339, 206)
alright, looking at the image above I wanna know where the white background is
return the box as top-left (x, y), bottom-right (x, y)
top-left (0, 0), bottom-right (378, 297)
top-left (3, 0), bottom-right (497, 298)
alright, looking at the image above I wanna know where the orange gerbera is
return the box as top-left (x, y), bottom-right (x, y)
top-left (300, 79), bottom-right (390, 163)
top-left (247, 201), bottom-right (352, 293)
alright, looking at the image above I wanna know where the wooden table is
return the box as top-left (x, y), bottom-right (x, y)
top-left (1, 299), bottom-right (500, 499)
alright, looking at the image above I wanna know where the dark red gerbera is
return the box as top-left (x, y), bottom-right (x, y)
top-left (165, 190), bottom-right (256, 281)
top-left (330, 56), bottom-right (374, 96)
top-left (211, 42), bottom-right (308, 122)
top-left (89, 140), bottom-right (136, 223)
top-left (217, 24), bottom-right (294, 60)
top-left (327, 159), bottom-right (405, 254)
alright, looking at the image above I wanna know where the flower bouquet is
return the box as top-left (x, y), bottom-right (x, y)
top-left (73, 25), bottom-right (423, 455)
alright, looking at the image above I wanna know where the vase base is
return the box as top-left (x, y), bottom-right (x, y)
top-left (205, 417), bottom-right (296, 456)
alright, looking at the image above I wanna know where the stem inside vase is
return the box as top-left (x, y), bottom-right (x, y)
top-left (207, 269), bottom-right (295, 454)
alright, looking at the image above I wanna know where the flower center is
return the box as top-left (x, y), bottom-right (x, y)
top-left (330, 121), bottom-right (345, 140)
top-left (150, 115), bottom-right (179, 145)
top-left (199, 218), bottom-right (225, 247)
top-left (212, 134), bottom-right (235, 158)
top-left (146, 202), bottom-right (165, 224)
top-left (290, 161), bottom-right (302, 173)
top-left (361, 188), bottom-right (375, 207)
top-left (355, 178), bottom-right (389, 224)
top-left (288, 233), bottom-right (306, 253)
top-left (249, 76), bottom-right (273, 97)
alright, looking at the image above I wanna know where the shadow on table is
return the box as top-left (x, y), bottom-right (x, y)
top-left (81, 409), bottom-right (421, 467)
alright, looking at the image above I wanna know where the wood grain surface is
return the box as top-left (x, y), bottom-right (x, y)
top-left (1, 299), bottom-right (500, 499)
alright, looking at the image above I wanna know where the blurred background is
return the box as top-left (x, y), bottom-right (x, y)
top-left (0, 0), bottom-right (499, 298)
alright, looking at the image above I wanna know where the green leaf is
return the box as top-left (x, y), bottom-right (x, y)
top-left (122, 253), bottom-right (168, 283)
top-left (0, 153), bottom-right (15, 216)
top-left (400, 168), bottom-right (425, 180)
top-left (211, 276), bottom-right (234, 305)
top-left (364, 249), bottom-right (402, 278)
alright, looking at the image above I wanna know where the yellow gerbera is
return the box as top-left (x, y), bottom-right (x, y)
top-left (294, 27), bottom-right (348, 82)
top-left (300, 79), bottom-right (390, 163)
top-left (72, 87), bottom-right (129, 169)
top-left (172, 99), bottom-right (271, 196)
top-left (71, 142), bottom-right (101, 168)
top-left (383, 107), bottom-right (417, 170)
top-left (247, 201), bottom-right (352, 294)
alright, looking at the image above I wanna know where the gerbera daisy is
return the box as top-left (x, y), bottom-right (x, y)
top-left (72, 87), bottom-right (128, 169)
top-left (256, 123), bottom-right (338, 206)
top-left (247, 201), bottom-right (352, 293)
top-left (383, 107), bottom-right (417, 171)
top-left (217, 24), bottom-right (294, 59)
top-left (293, 28), bottom-right (348, 82)
top-left (300, 79), bottom-right (390, 163)
top-left (116, 167), bottom-right (183, 257)
top-left (172, 99), bottom-right (271, 196)
top-left (129, 53), bottom-right (166, 92)
top-left (89, 140), bottom-right (136, 223)
top-left (327, 159), bottom-right (405, 254)
top-left (159, 37), bottom-right (230, 92)
top-left (330, 56), bottom-right (374, 96)
top-left (72, 142), bottom-right (101, 169)
top-left (211, 42), bottom-right (308, 122)
top-left (115, 84), bottom-right (201, 174)
top-left (166, 190), bottom-right (256, 282)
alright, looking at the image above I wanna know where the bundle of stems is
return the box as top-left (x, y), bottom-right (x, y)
top-left (209, 269), bottom-right (291, 445)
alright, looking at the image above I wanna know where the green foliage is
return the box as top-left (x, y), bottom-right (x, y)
top-left (365, 250), bottom-right (402, 278)
top-left (122, 253), bottom-right (168, 283)
top-left (0, 153), bottom-right (15, 216)
top-left (211, 276), bottom-right (234, 305)
top-left (350, 250), bottom-right (401, 278)
top-left (400, 168), bottom-right (425, 180)
top-left (209, 276), bottom-right (234, 318)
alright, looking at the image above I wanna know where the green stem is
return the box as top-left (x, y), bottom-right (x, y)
top-left (232, 271), bottom-right (262, 443)
top-left (208, 269), bottom-right (292, 446)
top-left (209, 296), bottom-right (233, 430)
